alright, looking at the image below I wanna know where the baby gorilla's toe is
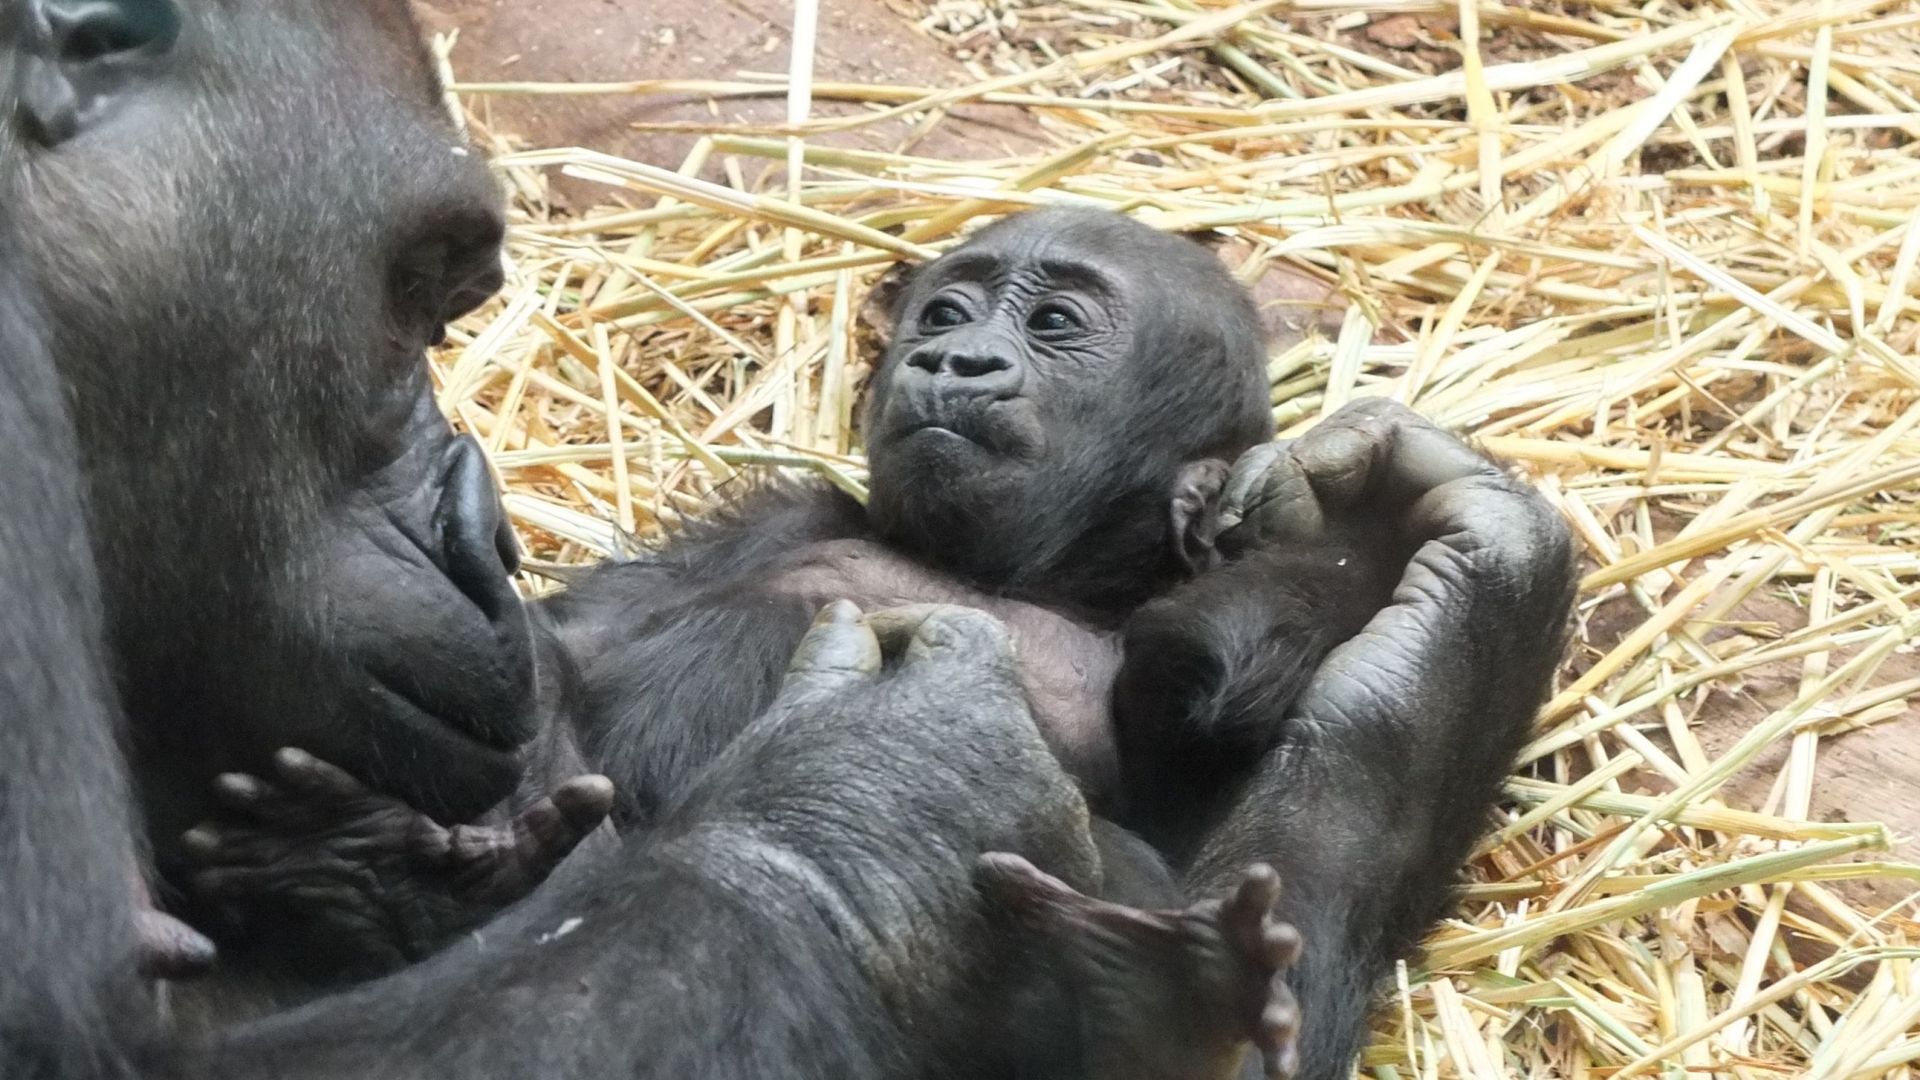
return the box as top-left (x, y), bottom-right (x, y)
top-left (974, 852), bottom-right (1304, 1080)
top-left (1213, 864), bottom-right (1301, 1078)
top-left (269, 746), bottom-right (371, 800)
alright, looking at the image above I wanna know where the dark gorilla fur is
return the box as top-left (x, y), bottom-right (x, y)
top-left (0, 157), bottom-right (148, 1080)
top-left (0, 0), bottom-right (1578, 1076)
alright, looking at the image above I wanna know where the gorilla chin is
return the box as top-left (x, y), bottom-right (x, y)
top-left (293, 406), bottom-right (543, 824)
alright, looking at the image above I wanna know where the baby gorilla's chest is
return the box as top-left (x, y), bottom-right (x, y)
top-left (770, 539), bottom-right (1124, 798)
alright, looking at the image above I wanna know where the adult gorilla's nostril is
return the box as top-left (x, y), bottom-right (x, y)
top-left (45, 0), bottom-right (181, 63)
top-left (22, 0), bottom-right (182, 145)
top-left (436, 436), bottom-right (520, 621)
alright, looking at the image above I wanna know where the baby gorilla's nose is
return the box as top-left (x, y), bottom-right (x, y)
top-left (944, 350), bottom-right (1012, 379)
top-left (906, 345), bottom-right (1023, 399)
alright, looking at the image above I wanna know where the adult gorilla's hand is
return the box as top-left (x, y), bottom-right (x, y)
top-left (1217, 400), bottom-right (1562, 571)
top-left (688, 601), bottom-right (1102, 898)
top-left (1193, 400), bottom-right (1574, 1080)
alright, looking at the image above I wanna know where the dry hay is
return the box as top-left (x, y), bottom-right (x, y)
top-left (425, 0), bottom-right (1920, 1074)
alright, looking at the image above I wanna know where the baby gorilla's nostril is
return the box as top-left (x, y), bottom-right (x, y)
top-left (436, 435), bottom-right (520, 621)
top-left (904, 347), bottom-right (1014, 380)
top-left (948, 351), bottom-right (1011, 379)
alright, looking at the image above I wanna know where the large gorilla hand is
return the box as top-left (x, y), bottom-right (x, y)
top-left (1199, 400), bottom-right (1576, 1078)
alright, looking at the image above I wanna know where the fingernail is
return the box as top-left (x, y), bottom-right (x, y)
top-left (814, 599), bottom-right (861, 625)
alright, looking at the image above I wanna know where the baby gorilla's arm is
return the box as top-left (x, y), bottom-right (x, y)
top-left (184, 749), bottom-right (612, 975)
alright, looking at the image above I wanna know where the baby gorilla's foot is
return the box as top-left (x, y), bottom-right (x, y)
top-left (977, 854), bottom-right (1301, 1080)
top-left (184, 747), bottom-right (612, 974)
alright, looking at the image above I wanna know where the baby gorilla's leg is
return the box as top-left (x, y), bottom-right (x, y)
top-left (976, 854), bottom-right (1302, 1080)
top-left (184, 748), bottom-right (612, 976)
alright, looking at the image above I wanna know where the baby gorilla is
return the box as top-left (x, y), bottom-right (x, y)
top-left (187, 209), bottom-right (1396, 1071)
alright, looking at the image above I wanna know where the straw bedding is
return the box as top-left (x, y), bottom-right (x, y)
top-left (426, 1), bottom-right (1920, 1073)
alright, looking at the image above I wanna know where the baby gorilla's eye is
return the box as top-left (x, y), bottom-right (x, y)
top-left (921, 300), bottom-right (969, 330)
top-left (1027, 304), bottom-right (1081, 336)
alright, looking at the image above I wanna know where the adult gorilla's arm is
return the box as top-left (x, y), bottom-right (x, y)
top-left (1129, 401), bottom-right (1575, 1079)
top-left (0, 208), bottom-right (148, 1077)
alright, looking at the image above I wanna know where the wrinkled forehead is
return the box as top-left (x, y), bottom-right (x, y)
top-left (918, 222), bottom-right (1139, 300)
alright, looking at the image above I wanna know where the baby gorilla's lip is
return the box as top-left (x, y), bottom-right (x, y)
top-left (912, 423), bottom-right (972, 442)
top-left (896, 399), bottom-right (1005, 444)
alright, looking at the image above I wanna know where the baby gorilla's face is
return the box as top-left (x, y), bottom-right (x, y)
top-left (860, 207), bottom-right (1274, 602)
top-left (869, 231), bottom-right (1127, 481)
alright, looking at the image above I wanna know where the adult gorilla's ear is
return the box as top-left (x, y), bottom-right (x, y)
top-left (17, 0), bottom-right (182, 146)
top-left (859, 260), bottom-right (921, 348)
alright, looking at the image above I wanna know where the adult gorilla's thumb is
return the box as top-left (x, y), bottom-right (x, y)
top-left (777, 600), bottom-right (883, 704)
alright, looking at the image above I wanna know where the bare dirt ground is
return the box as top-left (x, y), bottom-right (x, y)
top-left (411, 0), bottom-right (1046, 208)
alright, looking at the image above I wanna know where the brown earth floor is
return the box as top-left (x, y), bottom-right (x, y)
top-left (417, 0), bottom-right (1920, 909)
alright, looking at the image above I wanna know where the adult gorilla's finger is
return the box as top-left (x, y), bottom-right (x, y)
top-left (1292, 401), bottom-right (1494, 514)
top-left (779, 601), bottom-right (882, 700)
top-left (1217, 442), bottom-right (1288, 530)
top-left (548, 775), bottom-right (616, 834)
top-left (1217, 442), bottom-right (1321, 551)
top-left (1372, 422), bottom-right (1503, 513)
top-left (1291, 423), bottom-right (1380, 508)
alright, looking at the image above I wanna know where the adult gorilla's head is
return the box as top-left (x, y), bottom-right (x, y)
top-left (864, 207), bottom-right (1274, 611)
top-left (4, 0), bottom-right (534, 861)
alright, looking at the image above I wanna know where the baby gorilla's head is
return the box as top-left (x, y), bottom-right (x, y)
top-left (862, 208), bottom-right (1272, 610)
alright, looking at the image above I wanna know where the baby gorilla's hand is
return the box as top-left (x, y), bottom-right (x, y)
top-left (977, 855), bottom-right (1302, 1080)
top-left (183, 748), bottom-right (612, 975)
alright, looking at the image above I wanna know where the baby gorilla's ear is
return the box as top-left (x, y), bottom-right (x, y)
top-left (1171, 459), bottom-right (1232, 575)
top-left (859, 260), bottom-right (922, 347)
top-left (1173, 226), bottom-right (1234, 252)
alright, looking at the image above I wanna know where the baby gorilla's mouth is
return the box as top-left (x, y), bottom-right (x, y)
top-left (896, 415), bottom-right (996, 457)
top-left (892, 399), bottom-right (1041, 460)
top-left (910, 423), bottom-right (974, 444)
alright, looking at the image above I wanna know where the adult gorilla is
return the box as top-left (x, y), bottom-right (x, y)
top-left (1, 0), bottom-right (545, 1015)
